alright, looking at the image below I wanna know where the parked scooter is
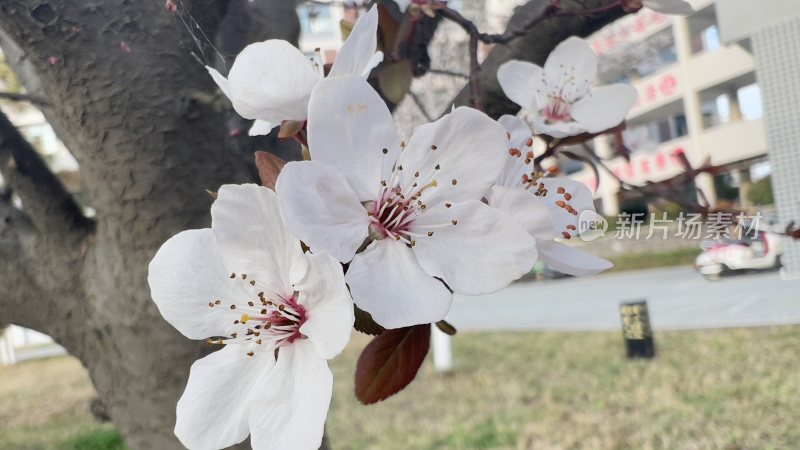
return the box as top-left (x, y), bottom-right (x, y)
top-left (695, 220), bottom-right (782, 280)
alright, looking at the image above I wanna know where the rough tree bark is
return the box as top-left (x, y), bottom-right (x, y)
top-left (0, 0), bottom-right (622, 448)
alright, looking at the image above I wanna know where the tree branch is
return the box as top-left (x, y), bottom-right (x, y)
top-left (0, 199), bottom-right (46, 330)
top-left (0, 109), bottom-right (90, 234)
top-left (0, 195), bottom-right (88, 346)
top-left (0, 91), bottom-right (50, 105)
top-left (0, 26), bottom-right (84, 166)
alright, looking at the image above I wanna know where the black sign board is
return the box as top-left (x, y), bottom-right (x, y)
top-left (619, 300), bottom-right (656, 359)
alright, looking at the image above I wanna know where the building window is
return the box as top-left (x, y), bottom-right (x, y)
top-left (738, 84), bottom-right (763, 121)
top-left (298, 4), bottom-right (336, 38)
top-left (701, 26), bottom-right (721, 52)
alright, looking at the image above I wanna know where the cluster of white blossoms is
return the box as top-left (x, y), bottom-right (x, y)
top-left (148, 2), bottom-right (695, 449)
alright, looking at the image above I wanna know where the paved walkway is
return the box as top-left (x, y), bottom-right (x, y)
top-left (448, 266), bottom-right (800, 332)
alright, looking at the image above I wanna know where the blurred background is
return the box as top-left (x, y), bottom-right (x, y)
top-left (2, 0), bottom-right (800, 449)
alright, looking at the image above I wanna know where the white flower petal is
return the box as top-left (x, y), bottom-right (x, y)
top-left (397, 106), bottom-right (508, 205)
top-left (530, 114), bottom-right (587, 138)
top-left (538, 240), bottom-right (613, 276)
top-left (226, 40), bottom-right (321, 123)
top-left (498, 114), bottom-right (532, 148)
top-left (485, 186), bottom-right (609, 276)
top-left (329, 5), bottom-right (381, 78)
top-left (538, 178), bottom-right (595, 239)
top-left (297, 252), bottom-right (354, 360)
top-left (497, 60), bottom-right (544, 111)
top-left (643, 0), bottom-right (695, 15)
top-left (249, 119), bottom-right (275, 136)
top-left (571, 84), bottom-right (637, 134)
top-left (211, 184), bottom-right (306, 292)
top-left (276, 161), bottom-right (370, 263)
top-left (307, 76), bottom-right (401, 201)
top-left (411, 199), bottom-right (538, 295)
top-left (543, 37), bottom-right (597, 101)
top-left (360, 51), bottom-right (385, 77)
top-left (346, 239), bottom-right (452, 329)
top-left (486, 185), bottom-right (554, 242)
top-left (207, 66), bottom-right (234, 99)
top-left (496, 115), bottom-right (536, 188)
top-left (148, 229), bottom-right (249, 340)
top-left (175, 345), bottom-right (272, 450)
top-left (249, 341), bottom-right (332, 450)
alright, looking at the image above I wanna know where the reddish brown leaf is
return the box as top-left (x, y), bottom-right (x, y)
top-left (254, 151), bottom-right (286, 191)
top-left (355, 324), bottom-right (430, 404)
top-left (377, 4), bottom-right (401, 56)
top-left (277, 120), bottom-right (304, 139)
top-left (354, 305), bottom-right (386, 336)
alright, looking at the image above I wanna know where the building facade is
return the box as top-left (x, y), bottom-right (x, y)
top-left (566, 0), bottom-right (767, 217)
top-left (716, 0), bottom-right (800, 278)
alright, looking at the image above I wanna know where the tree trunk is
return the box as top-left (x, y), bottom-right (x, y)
top-left (0, 0), bottom-right (623, 448)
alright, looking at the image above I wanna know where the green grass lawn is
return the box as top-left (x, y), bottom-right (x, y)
top-left (606, 248), bottom-right (702, 273)
top-left (0, 357), bottom-right (125, 450)
top-left (3, 326), bottom-right (800, 449)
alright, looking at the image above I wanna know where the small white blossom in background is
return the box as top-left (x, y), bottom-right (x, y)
top-left (148, 185), bottom-right (353, 450)
top-left (626, 0), bottom-right (696, 15)
top-left (276, 75), bottom-right (537, 329)
top-left (487, 115), bottom-right (613, 276)
top-left (206, 5), bottom-right (383, 136)
top-left (497, 37), bottom-right (637, 139)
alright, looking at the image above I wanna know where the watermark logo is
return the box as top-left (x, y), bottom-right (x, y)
top-left (578, 210), bottom-right (608, 242)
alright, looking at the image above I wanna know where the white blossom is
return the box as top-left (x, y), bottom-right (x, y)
top-left (276, 75), bottom-right (537, 329)
top-left (148, 184), bottom-right (353, 450)
top-left (497, 37), bottom-right (637, 139)
top-left (206, 5), bottom-right (383, 136)
top-left (487, 115), bottom-right (613, 276)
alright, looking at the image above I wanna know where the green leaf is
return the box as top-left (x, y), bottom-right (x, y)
top-left (377, 60), bottom-right (413, 104)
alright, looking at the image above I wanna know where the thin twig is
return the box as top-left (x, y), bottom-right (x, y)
top-left (0, 91), bottom-right (51, 106)
top-left (478, 1), bottom-right (562, 45)
top-left (478, 1), bottom-right (624, 45)
top-left (427, 68), bottom-right (469, 79)
top-left (437, 6), bottom-right (483, 109)
top-left (409, 90), bottom-right (434, 121)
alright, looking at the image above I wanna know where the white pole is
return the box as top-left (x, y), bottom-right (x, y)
top-left (0, 327), bottom-right (16, 366)
top-left (431, 323), bottom-right (453, 373)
